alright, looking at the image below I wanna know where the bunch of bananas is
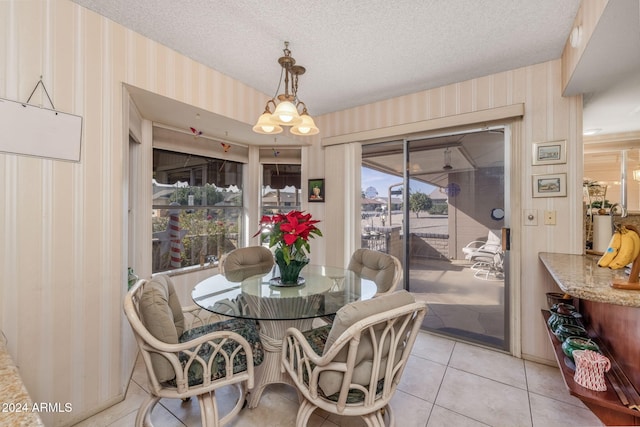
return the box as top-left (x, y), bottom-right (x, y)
top-left (597, 226), bottom-right (640, 269)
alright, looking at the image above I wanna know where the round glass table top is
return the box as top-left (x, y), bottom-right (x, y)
top-left (192, 264), bottom-right (377, 321)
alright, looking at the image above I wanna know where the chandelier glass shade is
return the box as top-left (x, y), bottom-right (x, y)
top-left (253, 42), bottom-right (319, 136)
top-left (253, 100), bottom-right (284, 134)
top-left (272, 100), bottom-right (302, 125)
top-left (290, 109), bottom-right (318, 135)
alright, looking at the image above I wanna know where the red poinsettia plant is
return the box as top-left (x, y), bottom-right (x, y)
top-left (254, 210), bottom-right (322, 265)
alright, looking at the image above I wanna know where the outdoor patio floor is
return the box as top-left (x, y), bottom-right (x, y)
top-left (409, 257), bottom-right (506, 348)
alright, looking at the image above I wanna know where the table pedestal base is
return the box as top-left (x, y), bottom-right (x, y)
top-left (248, 318), bottom-right (313, 408)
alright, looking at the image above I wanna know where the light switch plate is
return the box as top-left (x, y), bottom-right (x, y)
top-left (524, 209), bottom-right (537, 226)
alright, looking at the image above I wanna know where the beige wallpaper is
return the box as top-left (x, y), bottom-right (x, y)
top-left (1, 0), bottom-right (583, 425)
top-left (0, 1), bottom-right (269, 425)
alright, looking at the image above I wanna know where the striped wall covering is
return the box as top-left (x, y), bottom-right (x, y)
top-left (0, 1), bottom-right (270, 425)
top-left (1, 1), bottom-right (584, 425)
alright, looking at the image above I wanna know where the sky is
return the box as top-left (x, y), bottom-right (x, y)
top-left (361, 167), bottom-right (436, 198)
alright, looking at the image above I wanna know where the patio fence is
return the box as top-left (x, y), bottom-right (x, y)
top-left (362, 226), bottom-right (450, 261)
top-left (362, 226), bottom-right (403, 260)
top-left (409, 232), bottom-right (449, 260)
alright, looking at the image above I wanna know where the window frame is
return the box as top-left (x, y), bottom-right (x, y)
top-left (151, 147), bottom-right (244, 274)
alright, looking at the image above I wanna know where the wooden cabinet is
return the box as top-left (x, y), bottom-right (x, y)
top-left (539, 253), bottom-right (640, 425)
top-left (542, 309), bottom-right (640, 425)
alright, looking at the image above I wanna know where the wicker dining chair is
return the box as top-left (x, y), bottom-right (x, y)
top-left (124, 275), bottom-right (263, 426)
top-left (282, 290), bottom-right (427, 426)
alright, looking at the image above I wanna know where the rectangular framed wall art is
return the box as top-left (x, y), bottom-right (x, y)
top-left (532, 140), bottom-right (566, 165)
top-left (532, 173), bottom-right (567, 198)
top-left (308, 178), bottom-right (325, 202)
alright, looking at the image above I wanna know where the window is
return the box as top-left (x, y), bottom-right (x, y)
top-left (152, 148), bottom-right (243, 273)
top-left (261, 163), bottom-right (301, 216)
top-left (258, 161), bottom-right (302, 247)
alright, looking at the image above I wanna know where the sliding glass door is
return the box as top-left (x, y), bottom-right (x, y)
top-left (361, 129), bottom-right (509, 350)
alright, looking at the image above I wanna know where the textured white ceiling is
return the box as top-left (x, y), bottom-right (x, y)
top-left (72, 0), bottom-right (581, 116)
top-left (71, 0), bottom-right (640, 141)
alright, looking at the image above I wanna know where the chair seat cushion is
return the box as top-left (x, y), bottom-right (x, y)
top-left (302, 324), bottom-right (331, 355)
top-left (169, 318), bottom-right (264, 387)
top-left (301, 325), bottom-right (384, 404)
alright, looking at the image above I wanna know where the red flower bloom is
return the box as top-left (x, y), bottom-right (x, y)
top-left (254, 210), bottom-right (322, 264)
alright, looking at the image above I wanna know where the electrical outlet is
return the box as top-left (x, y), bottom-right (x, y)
top-left (544, 210), bottom-right (556, 225)
top-left (524, 209), bottom-right (537, 226)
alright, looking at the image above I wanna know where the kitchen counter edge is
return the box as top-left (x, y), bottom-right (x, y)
top-left (539, 252), bottom-right (640, 308)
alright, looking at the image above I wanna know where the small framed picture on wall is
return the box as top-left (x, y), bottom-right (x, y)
top-left (532, 140), bottom-right (566, 165)
top-left (308, 178), bottom-right (325, 202)
top-left (532, 173), bottom-right (567, 198)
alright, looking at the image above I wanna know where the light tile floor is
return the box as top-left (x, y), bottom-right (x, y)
top-left (73, 332), bottom-right (603, 427)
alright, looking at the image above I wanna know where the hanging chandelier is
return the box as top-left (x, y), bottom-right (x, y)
top-left (253, 42), bottom-right (319, 136)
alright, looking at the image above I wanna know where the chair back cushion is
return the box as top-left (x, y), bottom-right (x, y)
top-left (347, 249), bottom-right (397, 293)
top-left (319, 290), bottom-right (416, 396)
top-left (138, 275), bottom-right (185, 382)
top-left (222, 246), bottom-right (274, 281)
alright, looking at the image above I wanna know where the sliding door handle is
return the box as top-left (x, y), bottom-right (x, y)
top-left (502, 227), bottom-right (510, 251)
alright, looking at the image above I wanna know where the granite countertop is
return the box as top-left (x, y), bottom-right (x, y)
top-left (0, 338), bottom-right (44, 427)
top-left (539, 252), bottom-right (640, 308)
